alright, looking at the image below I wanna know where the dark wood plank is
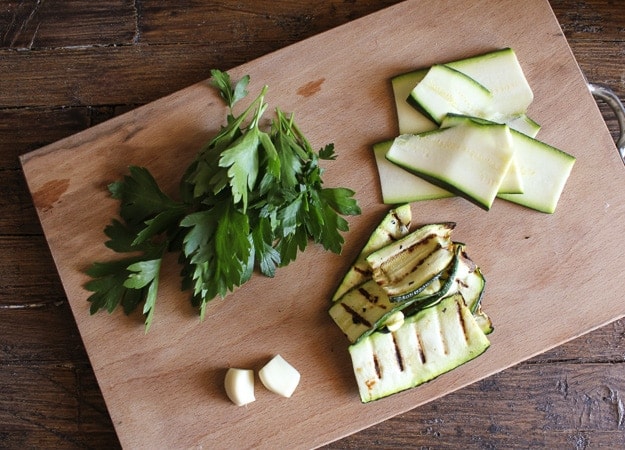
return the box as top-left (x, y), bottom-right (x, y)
top-left (0, 171), bottom-right (41, 235)
top-left (1, 0), bottom-right (136, 49)
top-left (138, 0), bottom-right (403, 45)
top-left (0, 307), bottom-right (119, 449)
top-left (0, 107), bottom-right (90, 166)
top-left (333, 362), bottom-right (625, 448)
top-left (550, 0), bottom-right (625, 40)
top-left (0, 44), bottom-right (224, 107)
top-left (0, 235), bottom-right (65, 304)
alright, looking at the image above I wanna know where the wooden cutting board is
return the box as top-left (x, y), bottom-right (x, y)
top-left (20, 0), bottom-right (624, 448)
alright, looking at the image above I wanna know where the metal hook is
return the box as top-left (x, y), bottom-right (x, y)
top-left (588, 83), bottom-right (625, 164)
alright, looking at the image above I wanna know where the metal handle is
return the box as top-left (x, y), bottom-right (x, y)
top-left (588, 83), bottom-right (625, 164)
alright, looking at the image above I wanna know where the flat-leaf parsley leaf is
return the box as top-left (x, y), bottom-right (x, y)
top-left (85, 70), bottom-right (361, 331)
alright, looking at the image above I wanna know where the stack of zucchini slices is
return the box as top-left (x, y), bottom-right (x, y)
top-left (374, 48), bottom-right (576, 213)
top-left (329, 204), bottom-right (492, 402)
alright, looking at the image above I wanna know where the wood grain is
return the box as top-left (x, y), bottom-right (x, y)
top-left (2, 0), bottom-right (625, 448)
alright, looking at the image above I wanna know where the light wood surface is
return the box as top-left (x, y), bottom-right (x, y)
top-left (4, 0), bottom-right (625, 448)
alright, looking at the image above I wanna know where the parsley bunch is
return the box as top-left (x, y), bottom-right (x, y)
top-left (85, 70), bottom-right (361, 331)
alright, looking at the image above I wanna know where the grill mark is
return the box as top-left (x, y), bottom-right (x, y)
top-left (408, 242), bottom-right (443, 277)
top-left (415, 331), bottom-right (426, 363)
top-left (341, 303), bottom-right (372, 327)
top-left (407, 232), bottom-right (437, 253)
top-left (373, 354), bottom-right (382, 379)
top-left (387, 211), bottom-right (410, 240)
top-left (392, 333), bottom-right (405, 371)
top-left (459, 249), bottom-right (477, 271)
top-left (379, 237), bottom-right (444, 285)
top-left (439, 307), bottom-right (449, 355)
top-left (353, 265), bottom-right (372, 276)
top-left (457, 298), bottom-right (469, 342)
top-left (358, 287), bottom-right (380, 304)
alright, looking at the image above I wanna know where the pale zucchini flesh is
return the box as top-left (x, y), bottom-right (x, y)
top-left (349, 293), bottom-right (490, 403)
top-left (474, 306), bottom-right (494, 335)
top-left (397, 242), bottom-right (464, 309)
top-left (386, 122), bottom-right (514, 210)
top-left (497, 129), bottom-right (576, 213)
top-left (367, 234), bottom-right (454, 298)
top-left (507, 114), bottom-right (541, 138)
top-left (329, 279), bottom-right (396, 344)
top-left (391, 69), bottom-right (438, 135)
top-left (440, 114), bottom-right (523, 194)
top-left (366, 222), bottom-right (455, 268)
top-left (373, 141), bottom-right (452, 204)
top-left (445, 47), bottom-right (534, 123)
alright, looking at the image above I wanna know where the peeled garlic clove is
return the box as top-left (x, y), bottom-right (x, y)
top-left (258, 355), bottom-right (300, 398)
top-left (384, 310), bottom-right (405, 332)
top-left (224, 368), bottom-right (255, 406)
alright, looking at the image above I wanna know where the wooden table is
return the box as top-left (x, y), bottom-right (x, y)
top-left (2, 1), bottom-right (624, 448)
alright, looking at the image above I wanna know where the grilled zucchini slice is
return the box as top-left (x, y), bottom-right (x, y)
top-left (332, 204), bottom-right (412, 302)
top-left (349, 293), bottom-right (491, 403)
top-left (366, 222), bottom-right (455, 300)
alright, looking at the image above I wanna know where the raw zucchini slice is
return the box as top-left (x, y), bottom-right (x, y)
top-left (349, 293), bottom-right (491, 403)
top-left (497, 129), bottom-right (576, 213)
top-left (386, 122), bottom-right (514, 210)
top-left (439, 114), bottom-right (523, 194)
top-left (445, 47), bottom-right (534, 123)
top-left (373, 140), bottom-right (453, 204)
top-left (391, 69), bottom-right (438, 135)
top-left (409, 64), bottom-right (493, 124)
top-left (332, 204), bottom-right (412, 301)
top-left (507, 114), bottom-right (541, 138)
top-left (441, 112), bottom-right (540, 139)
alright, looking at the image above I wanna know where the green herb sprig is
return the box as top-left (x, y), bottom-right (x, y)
top-left (85, 70), bottom-right (361, 331)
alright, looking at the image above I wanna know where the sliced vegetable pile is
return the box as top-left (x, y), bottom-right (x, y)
top-left (85, 70), bottom-right (361, 331)
top-left (329, 205), bottom-right (493, 403)
top-left (375, 48), bottom-right (576, 213)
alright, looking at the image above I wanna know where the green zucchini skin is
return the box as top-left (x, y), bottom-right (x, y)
top-left (408, 64), bottom-right (493, 124)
